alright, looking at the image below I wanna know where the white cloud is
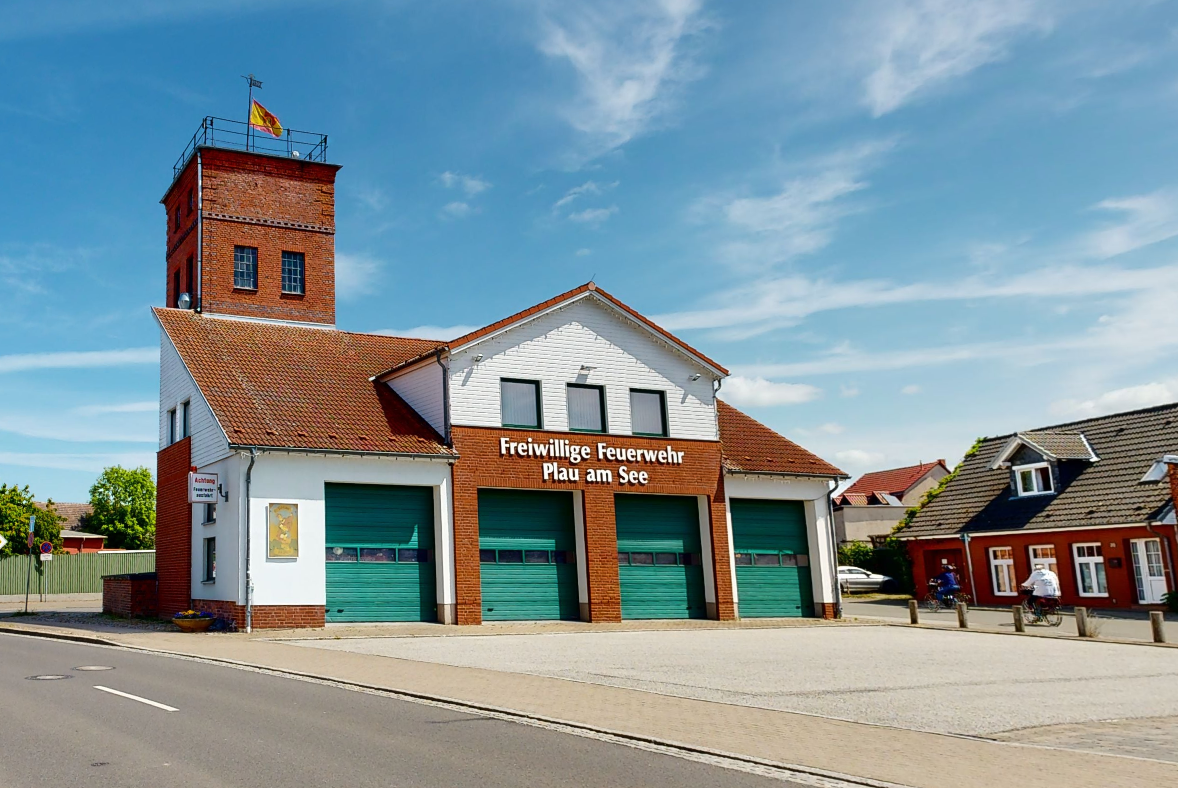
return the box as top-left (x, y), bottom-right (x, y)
top-left (375, 324), bottom-right (483, 341)
top-left (0, 347), bottom-right (157, 374)
top-left (440, 201), bottom-right (473, 219)
top-left (717, 376), bottom-right (822, 407)
top-left (440, 171), bottom-right (491, 197)
top-left (1082, 188), bottom-right (1178, 258)
top-left (335, 253), bottom-right (382, 301)
top-left (575, 248), bottom-right (592, 256)
top-left (816, 422), bottom-right (845, 435)
top-left (568, 205), bottom-right (618, 224)
top-left (860, 0), bottom-right (1052, 116)
top-left (554, 180), bottom-right (612, 209)
top-left (0, 451), bottom-right (156, 473)
top-left (901, 384), bottom-right (921, 395)
top-left (834, 449), bottom-right (886, 468)
top-left (1049, 380), bottom-right (1178, 419)
top-left (538, 0), bottom-right (707, 156)
top-left (73, 401), bottom-right (157, 416)
top-left (840, 385), bottom-right (860, 398)
top-left (0, 412), bottom-right (155, 443)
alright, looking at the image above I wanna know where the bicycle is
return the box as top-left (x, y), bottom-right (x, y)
top-left (922, 581), bottom-right (971, 612)
top-left (1020, 588), bottom-right (1062, 627)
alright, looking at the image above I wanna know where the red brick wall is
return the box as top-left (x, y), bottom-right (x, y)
top-left (155, 437), bottom-right (192, 618)
top-left (907, 527), bottom-right (1174, 609)
top-left (166, 148), bottom-right (339, 325)
top-left (103, 575), bottom-right (158, 618)
top-left (191, 599), bottom-right (325, 630)
top-left (450, 426), bottom-right (734, 625)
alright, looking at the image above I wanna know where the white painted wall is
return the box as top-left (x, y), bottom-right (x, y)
top-left (158, 327), bottom-right (231, 468)
top-left (190, 453), bottom-right (242, 602)
top-left (387, 359), bottom-right (445, 436)
top-left (448, 297), bottom-right (720, 441)
top-left (244, 452), bottom-right (454, 607)
top-left (724, 474), bottom-right (839, 608)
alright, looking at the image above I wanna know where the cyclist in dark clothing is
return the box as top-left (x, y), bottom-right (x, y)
top-left (934, 565), bottom-right (962, 602)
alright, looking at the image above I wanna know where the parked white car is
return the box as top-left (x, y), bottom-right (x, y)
top-left (838, 565), bottom-right (896, 593)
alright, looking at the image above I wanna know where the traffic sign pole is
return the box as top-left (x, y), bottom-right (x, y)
top-left (24, 515), bottom-right (35, 614)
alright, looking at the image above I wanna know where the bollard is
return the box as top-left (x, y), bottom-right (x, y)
top-left (1150, 611), bottom-right (1166, 644)
top-left (957, 601), bottom-right (969, 629)
top-left (1075, 606), bottom-right (1089, 638)
top-left (1013, 605), bottom-right (1025, 633)
top-left (908, 599), bottom-right (919, 625)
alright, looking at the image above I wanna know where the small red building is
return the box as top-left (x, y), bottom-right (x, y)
top-left (35, 502), bottom-right (109, 553)
top-left (898, 404), bottom-right (1177, 610)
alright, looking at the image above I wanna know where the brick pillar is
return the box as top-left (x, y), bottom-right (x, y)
top-left (155, 437), bottom-right (191, 618)
top-left (583, 488), bottom-right (622, 622)
top-left (708, 471), bottom-right (736, 620)
top-left (451, 461), bottom-right (482, 625)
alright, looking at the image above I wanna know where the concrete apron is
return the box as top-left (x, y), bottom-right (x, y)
top-left (2, 621), bottom-right (1174, 788)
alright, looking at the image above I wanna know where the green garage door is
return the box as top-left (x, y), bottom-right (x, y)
top-left (615, 494), bottom-right (707, 620)
top-left (730, 498), bottom-right (814, 618)
top-left (325, 483), bottom-right (437, 623)
top-left (478, 489), bottom-right (579, 621)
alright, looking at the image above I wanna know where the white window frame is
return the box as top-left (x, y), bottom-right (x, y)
top-left (1072, 542), bottom-right (1108, 597)
top-left (166, 408), bottom-right (177, 446)
top-left (180, 400), bottom-right (191, 439)
top-left (1014, 462), bottom-right (1054, 497)
top-left (1028, 544), bottom-right (1057, 575)
top-left (988, 546), bottom-right (1018, 596)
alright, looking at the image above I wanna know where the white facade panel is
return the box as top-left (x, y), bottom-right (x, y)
top-left (158, 328), bottom-right (231, 468)
top-left (244, 452), bottom-right (454, 607)
top-left (723, 474), bottom-right (839, 608)
top-left (190, 453), bottom-right (242, 603)
top-left (387, 359), bottom-right (445, 436)
top-left (448, 298), bottom-right (719, 441)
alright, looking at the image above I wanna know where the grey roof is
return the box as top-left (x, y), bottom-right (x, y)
top-left (1017, 431), bottom-right (1098, 461)
top-left (61, 531), bottom-right (107, 540)
top-left (898, 402), bottom-right (1178, 539)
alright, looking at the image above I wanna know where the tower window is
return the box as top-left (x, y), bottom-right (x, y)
top-left (173, 206), bottom-right (180, 231)
top-left (187, 189), bottom-right (194, 215)
top-left (281, 251), bottom-right (305, 295)
top-left (172, 269), bottom-right (181, 307)
top-left (234, 246), bottom-right (258, 290)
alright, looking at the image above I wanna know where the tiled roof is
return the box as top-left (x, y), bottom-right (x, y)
top-left (447, 282), bottom-right (730, 376)
top-left (899, 402), bottom-right (1178, 538)
top-left (35, 501), bottom-right (93, 531)
top-left (61, 530), bottom-right (107, 540)
top-left (717, 401), bottom-right (846, 478)
top-left (833, 491), bottom-right (904, 507)
top-left (155, 309), bottom-right (453, 456)
top-left (842, 461), bottom-right (948, 498)
top-left (1014, 431), bottom-right (1097, 461)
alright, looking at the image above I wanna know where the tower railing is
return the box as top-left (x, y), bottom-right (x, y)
top-left (172, 116), bottom-right (329, 180)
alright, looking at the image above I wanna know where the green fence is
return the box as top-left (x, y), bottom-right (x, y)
top-left (0, 551), bottom-right (155, 595)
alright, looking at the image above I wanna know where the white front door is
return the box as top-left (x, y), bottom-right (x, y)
top-left (1130, 539), bottom-right (1167, 604)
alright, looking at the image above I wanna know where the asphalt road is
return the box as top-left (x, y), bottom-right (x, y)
top-left (0, 633), bottom-right (798, 788)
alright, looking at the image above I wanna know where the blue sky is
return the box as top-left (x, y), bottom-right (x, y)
top-left (5, 0), bottom-right (1178, 501)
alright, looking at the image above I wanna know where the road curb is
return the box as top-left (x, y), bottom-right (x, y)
top-left (847, 617), bottom-right (1178, 649)
top-left (0, 623), bottom-right (117, 648)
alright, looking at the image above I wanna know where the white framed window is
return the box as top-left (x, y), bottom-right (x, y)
top-left (203, 502), bottom-right (217, 525)
top-left (1073, 543), bottom-right (1108, 596)
top-left (167, 408), bottom-right (177, 445)
top-left (1014, 462), bottom-right (1054, 496)
top-left (988, 547), bottom-right (1017, 596)
top-left (1028, 544), bottom-right (1057, 575)
top-left (180, 400), bottom-right (191, 439)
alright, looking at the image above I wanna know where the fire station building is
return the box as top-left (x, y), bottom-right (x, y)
top-left (153, 118), bottom-right (847, 629)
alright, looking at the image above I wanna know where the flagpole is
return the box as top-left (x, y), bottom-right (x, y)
top-left (242, 73), bottom-right (262, 152)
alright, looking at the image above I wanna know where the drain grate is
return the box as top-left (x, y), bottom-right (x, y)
top-left (26, 674), bottom-right (72, 681)
top-left (74, 666), bottom-right (115, 672)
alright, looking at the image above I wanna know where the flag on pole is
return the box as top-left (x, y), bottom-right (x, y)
top-left (249, 100), bottom-right (283, 138)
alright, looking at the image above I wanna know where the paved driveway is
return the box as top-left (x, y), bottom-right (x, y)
top-left (293, 626), bottom-right (1178, 740)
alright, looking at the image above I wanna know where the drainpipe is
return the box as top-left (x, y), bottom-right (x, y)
top-left (961, 532), bottom-right (978, 602)
top-left (435, 349), bottom-right (451, 447)
top-left (825, 479), bottom-right (842, 618)
top-left (244, 447), bottom-right (257, 633)
top-left (195, 151), bottom-right (203, 313)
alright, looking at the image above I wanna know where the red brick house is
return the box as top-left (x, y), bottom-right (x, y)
top-left (833, 461), bottom-right (949, 544)
top-left (897, 404), bottom-right (1177, 610)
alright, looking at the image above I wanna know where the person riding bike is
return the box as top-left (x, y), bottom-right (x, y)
top-left (934, 564), bottom-right (962, 603)
top-left (1021, 563), bottom-right (1061, 608)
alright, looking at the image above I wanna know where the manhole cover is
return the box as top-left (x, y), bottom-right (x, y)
top-left (26, 674), bottom-right (72, 681)
top-left (74, 666), bottom-right (114, 672)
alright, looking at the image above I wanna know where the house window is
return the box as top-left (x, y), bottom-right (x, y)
top-left (1028, 544), bottom-right (1057, 575)
top-left (281, 251), bottom-right (305, 295)
top-left (187, 188), bottom-right (194, 214)
top-left (202, 537), bottom-right (216, 583)
top-left (567, 384), bottom-right (606, 433)
top-left (1073, 543), bottom-right (1108, 596)
top-left (180, 401), bottom-right (190, 439)
top-left (173, 206), bottom-right (180, 231)
top-left (501, 379), bottom-right (542, 429)
top-left (989, 547), bottom-right (1017, 595)
top-left (630, 389), bottom-right (668, 437)
top-left (233, 246), bottom-right (258, 290)
top-left (166, 408), bottom-right (177, 445)
top-left (203, 502), bottom-right (217, 525)
top-left (173, 269), bottom-right (181, 307)
top-left (1014, 462), bottom-right (1053, 496)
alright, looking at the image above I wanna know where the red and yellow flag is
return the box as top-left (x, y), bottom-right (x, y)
top-left (249, 100), bottom-right (283, 138)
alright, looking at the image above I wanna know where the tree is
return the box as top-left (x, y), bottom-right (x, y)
top-left (88, 466), bottom-right (156, 550)
top-left (0, 484), bottom-right (63, 558)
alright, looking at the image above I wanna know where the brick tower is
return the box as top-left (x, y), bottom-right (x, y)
top-left (161, 118), bottom-right (342, 325)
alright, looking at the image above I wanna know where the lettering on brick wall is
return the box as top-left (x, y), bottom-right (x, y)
top-left (498, 436), bottom-right (686, 486)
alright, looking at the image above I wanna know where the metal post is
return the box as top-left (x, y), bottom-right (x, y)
top-left (956, 601), bottom-right (969, 628)
top-left (1075, 606), bottom-right (1089, 638)
top-left (1013, 605), bottom-right (1025, 633)
top-left (1150, 611), bottom-right (1166, 644)
top-left (23, 514), bottom-right (34, 614)
top-left (908, 599), bottom-right (919, 624)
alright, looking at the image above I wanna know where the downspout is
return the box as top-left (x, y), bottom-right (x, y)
top-left (195, 151), bottom-right (203, 313)
top-left (826, 479), bottom-right (842, 618)
top-left (435, 349), bottom-right (451, 446)
top-left (244, 447), bottom-right (257, 633)
top-left (961, 532), bottom-right (978, 603)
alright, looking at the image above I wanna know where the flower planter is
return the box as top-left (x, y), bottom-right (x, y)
top-left (173, 616), bottom-right (214, 633)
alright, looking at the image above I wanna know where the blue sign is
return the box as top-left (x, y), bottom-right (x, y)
top-left (39, 541), bottom-right (52, 554)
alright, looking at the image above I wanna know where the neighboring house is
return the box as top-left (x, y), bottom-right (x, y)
top-left (897, 404), bottom-right (1178, 610)
top-left (833, 461), bottom-right (949, 544)
top-left (35, 502), bottom-right (108, 554)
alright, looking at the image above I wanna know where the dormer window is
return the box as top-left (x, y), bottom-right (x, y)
top-left (1015, 462), bottom-right (1053, 496)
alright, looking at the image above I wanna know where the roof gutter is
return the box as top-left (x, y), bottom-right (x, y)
top-left (724, 469), bottom-right (851, 481)
top-left (226, 443), bottom-right (456, 462)
top-left (435, 349), bottom-right (452, 447)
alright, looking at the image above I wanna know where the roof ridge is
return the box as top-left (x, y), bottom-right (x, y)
top-left (152, 307), bottom-right (445, 346)
top-left (983, 400), bottom-right (1178, 440)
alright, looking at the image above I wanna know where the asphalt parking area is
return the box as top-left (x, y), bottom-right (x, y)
top-left (292, 626), bottom-right (1178, 741)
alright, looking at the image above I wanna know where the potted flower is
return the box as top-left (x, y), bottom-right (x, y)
top-left (172, 610), bottom-right (215, 632)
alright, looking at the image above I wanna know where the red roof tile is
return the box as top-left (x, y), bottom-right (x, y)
top-left (843, 460), bottom-right (948, 498)
top-left (155, 308), bottom-right (453, 456)
top-left (717, 400), bottom-right (846, 478)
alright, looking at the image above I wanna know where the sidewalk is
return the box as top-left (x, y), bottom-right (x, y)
top-left (1, 615), bottom-right (1174, 788)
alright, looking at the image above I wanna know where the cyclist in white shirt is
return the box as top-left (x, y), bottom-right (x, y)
top-left (1022, 563), bottom-right (1061, 598)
